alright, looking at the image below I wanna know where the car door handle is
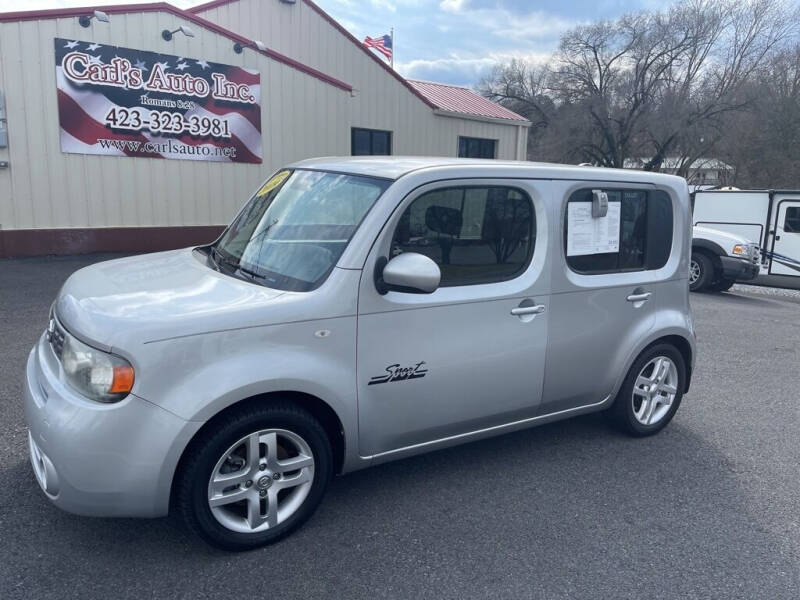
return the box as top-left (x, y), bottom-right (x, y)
top-left (626, 292), bottom-right (652, 303)
top-left (511, 304), bottom-right (546, 316)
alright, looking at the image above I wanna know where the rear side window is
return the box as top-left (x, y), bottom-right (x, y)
top-left (391, 186), bottom-right (535, 286)
top-left (565, 189), bottom-right (673, 274)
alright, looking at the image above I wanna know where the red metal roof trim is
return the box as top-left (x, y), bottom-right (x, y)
top-left (191, 0), bottom-right (438, 110)
top-left (407, 79), bottom-right (529, 123)
top-left (0, 1), bottom-right (353, 93)
top-left (187, 0), bottom-right (235, 11)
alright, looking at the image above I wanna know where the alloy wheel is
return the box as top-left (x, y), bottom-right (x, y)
top-left (689, 260), bottom-right (701, 285)
top-left (207, 429), bottom-right (314, 533)
top-left (631, 356), bottom-right (679, 426)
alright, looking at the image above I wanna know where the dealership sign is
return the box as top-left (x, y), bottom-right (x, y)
top-left (54, 38), bottom-right (262, 163)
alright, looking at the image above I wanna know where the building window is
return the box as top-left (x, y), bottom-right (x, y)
top-left (458, 136), bottom-right (497, 159)
top-left (352, 128), bottom-right (392, 156)
top-left (564, 189), bottom-right (673, 274)
top-left (391, 186), bottom-right (535, 286)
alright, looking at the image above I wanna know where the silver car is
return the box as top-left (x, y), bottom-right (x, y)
top-left (24, 157), bottom-right (695, 550)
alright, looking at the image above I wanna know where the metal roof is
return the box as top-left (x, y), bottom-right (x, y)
top-left (407, 79), bottom-right (530, 124)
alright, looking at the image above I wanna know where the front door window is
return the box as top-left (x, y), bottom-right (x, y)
top-left (390, 186), bottom-right (535, 286)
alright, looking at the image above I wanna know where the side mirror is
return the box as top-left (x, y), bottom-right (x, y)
top-left (376, 253), bottom-right (441, 295)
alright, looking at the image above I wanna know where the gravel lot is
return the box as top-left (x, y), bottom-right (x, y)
top-left (1, 255), bottom-right (799, 599)
top-left (733, 282), bottom-right (800, 302)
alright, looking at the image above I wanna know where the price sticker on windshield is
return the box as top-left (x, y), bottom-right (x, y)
top-left (256, 171), bottom-right (291, 197)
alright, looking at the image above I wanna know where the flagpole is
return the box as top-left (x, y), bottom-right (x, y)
top-left (390, 27), bottom-right (394, 70)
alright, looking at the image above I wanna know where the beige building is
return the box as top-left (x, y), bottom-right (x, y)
top-left (0, 0), bottom-right (529, 256)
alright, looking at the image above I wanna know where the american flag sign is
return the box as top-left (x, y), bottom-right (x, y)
top-left (54, 38), bottom-right (262, 163)
top-left (363, 34), bottom-right (393, 61)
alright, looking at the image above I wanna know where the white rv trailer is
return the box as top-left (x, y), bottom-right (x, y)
top-left (692, 190), bottom-right (800, 289)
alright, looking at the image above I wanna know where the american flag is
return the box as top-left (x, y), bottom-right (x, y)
top-left (54, 38), bottom-right (262, 163)
top-left (363, 34), bottom-right (393, 61)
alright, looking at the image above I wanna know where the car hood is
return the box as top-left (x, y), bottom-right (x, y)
top-left (55, 248), bottom-right (287, 350)
top-left (693, 225), bottom-right (751, 246)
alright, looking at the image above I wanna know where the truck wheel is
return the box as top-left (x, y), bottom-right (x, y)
top-left (175, 402), bottom-right (333, 551)
top-left (605, 343), bottom-right (686, 437)
top-left (710, 278), bottom-right (736, 292)
top-left (689, 252), bottom-right (714, 292)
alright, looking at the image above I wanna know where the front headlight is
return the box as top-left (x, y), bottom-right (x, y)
top-left (60, 331), bottom-right (135, 403)
top-left (732, 244), bottom-right (751, 256)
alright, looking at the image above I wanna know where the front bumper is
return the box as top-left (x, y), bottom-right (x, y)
top-left (24, 334), bottom-right (201, 518)
top-left (720, 256), bottom-right (759, 281)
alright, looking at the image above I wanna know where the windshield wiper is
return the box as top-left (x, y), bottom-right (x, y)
top-left (235, 263), bottom-right (267, 281)
top-left (211, 219), bottom-right (279, 284)
top-left (210, 245), bottom-right (238, 272)
top-left (211, 245), bottom-right (267, 282)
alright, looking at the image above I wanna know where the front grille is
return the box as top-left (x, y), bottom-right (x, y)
top-left (46, 316), bottom-right (67, 360)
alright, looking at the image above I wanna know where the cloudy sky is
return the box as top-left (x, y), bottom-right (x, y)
top-left (0, 0), bottom-right (661, 85)
top-left (320, 0), bottom-right (660, 85)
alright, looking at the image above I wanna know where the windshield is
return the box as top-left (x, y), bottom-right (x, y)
top-left (213, 169), bottom-right (390, 291)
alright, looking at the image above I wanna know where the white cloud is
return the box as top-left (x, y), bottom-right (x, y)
top-left (440, 0), bottom-right (468, 13)
top-left (458, 8), bottom-right (575, 41)
top-left (396, 50), bottom-right (552, 86)
top-left (370, 0), bottom-right (397, 13)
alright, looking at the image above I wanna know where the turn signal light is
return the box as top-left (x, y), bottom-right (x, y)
top-left (110, 365), bottom-right (135, 394)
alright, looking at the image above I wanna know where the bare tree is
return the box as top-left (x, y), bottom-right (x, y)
top-left (478, 60), bottom-right (556, 159)
top-left (647, 0), bottom-right (799, 176)
top-left (479, 0), bottom-right (800, 180)
top-left (479, 59), bottom-right (552, 129)
top-left (717, 44), bottom-right (800, 187)
top-left (548, 9), bottom-right (696, 168)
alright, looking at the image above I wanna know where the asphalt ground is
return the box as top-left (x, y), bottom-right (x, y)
top-left (1, 254), bottom-right (799, 599)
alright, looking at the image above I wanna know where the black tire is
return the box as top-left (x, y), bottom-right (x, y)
top-left (689, 251), bottom-right (715, 292)
top-left (175, 401), bottom-right (333, 551)
top-left (605, 343), bottom-right (686, 437)
top-left (709, 278), bottom-right (736, 292)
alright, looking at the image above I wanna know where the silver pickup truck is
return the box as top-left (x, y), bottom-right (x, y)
top-left (24, 158), bottom-right (695, 550)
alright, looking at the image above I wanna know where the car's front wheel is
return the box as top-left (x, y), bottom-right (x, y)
top-left (175, 402), bottom-right (333, 551)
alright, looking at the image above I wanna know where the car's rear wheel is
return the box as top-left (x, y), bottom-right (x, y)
top-left (606, 343), bottom-right (686, 436)
top-left (175, 402), bottom-right (333, 551)
top-left (689, 252), bottom-right (714, 292)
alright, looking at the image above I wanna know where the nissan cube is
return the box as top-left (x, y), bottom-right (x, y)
top-left (24, 157), bottom-right (695, 550)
